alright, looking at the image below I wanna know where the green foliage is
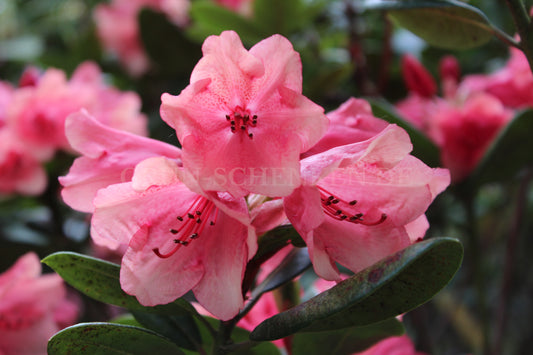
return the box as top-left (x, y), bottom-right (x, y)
top-left (364, 0), bottom-right (495, 49)
top-left (42, 252), bottom-right (195, 316)
top-left (138, 9), bottom-right (202, 76)
top-left (250, 238), bottom-right (463, 340)
top-left (48, 323), bottom-right (185, 355)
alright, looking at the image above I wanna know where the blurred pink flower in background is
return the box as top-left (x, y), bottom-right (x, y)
top-left (6, 62), bottom-right (147, 159)
top-left (461, 47), bottom-right (533, 109)
top-left (0, 129), bottom-right (47, 196)
top-left (396, 54), bottom-right (514, 182)
top-left (94, 0), bottom-right (190, 76)
top-left (161, 31), bottom-right (328, 197)
top-left (0, 253), bottom-right (78, 355)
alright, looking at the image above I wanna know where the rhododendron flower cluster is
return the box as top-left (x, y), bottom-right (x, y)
top-left (0, 253), bottom-right (78, 355)
top-left (396, 54), bottom-right (515, 181)
top-left (61, 31), bottom-right (449, 321)
top-left (94, 0), bottom-right (190, 76)
top-left (0, 62), bottom-right (147, 196)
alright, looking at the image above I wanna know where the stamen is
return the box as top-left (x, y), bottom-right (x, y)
top-left (318, 186), bottom-right (387, 227)
top-left (153, 197), bottom-right (218, 259)
top-left (225, 106), bottom-right (257, 139)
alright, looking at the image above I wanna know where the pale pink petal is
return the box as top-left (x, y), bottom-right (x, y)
top-left (60, 110), bottom-right (181, 212)
top-left (405, 214), bottom-right (429, 243)
top-left (303, 97), bottom-right (389, 157)
top-left (299, 125), bottom-right (412, 185)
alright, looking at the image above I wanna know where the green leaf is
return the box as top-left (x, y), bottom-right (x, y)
top-left (250, 238), bottom-right (463, 340)
top-left (188, 1), bottom-right (266, 45)
top-left (48, 323), bottom-right (184, 355)
top-left (364, 0), bottom-right (494, 49)
top-left (257, 248), bottom-right (311, 295)
top-left (252, 0), bottom-right (305, 35)
top-left (368, 99), bottom-right (440, 167)
top-left (469, 109), bottom-right (533, 185)
top-left (138, 9), bottom-right (202, 75)
top-left (132, 312), bottom-right (201, 350)
top-left (42, 252), bottom-right (195, 316)
top-left (291, 318), bottom-right (405, 355)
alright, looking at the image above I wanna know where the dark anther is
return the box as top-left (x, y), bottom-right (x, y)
top-left (349, 200), bottom-right (357, 205)
top-left (340, 215), bottom-right (347, 220)
top-left (240, 125), bottom-right (246, 130)
top-left (335, 210), bottom-right (343, 215)
top-left (225, 115), bottom-right (231, 121)
top-left (170, 229), bottom-right (179, 234)
top-left (190, 233), bottom-right (199, 239)
top-left (196, 218), bottom-right (202, 224)
top-left (350, 213), bottom-right (363, 221)
top-left (210, 221), bottom-right (215, 225)
top-left (332, 199), bottom-right (339, 204)
top-left (196, 211), bottom-right (202, 215)
top-left (328, 196), bottom-right (334, 201)
top-left (188, 213), bottom-right (194, 219)
top-left (248, 133), bottom-right (253, 138)
top-left (177, 216), bottom-right (183, 221)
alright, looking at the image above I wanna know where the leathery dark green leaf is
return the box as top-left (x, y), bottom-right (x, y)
top-left (42, 252), bottom-right (195, 316)
top-left (48, 323), bottom-right (184, 355)
top-left (250, 238), bottom-right (463, 340)
top-left (363, 0), bottom-right (494, 49)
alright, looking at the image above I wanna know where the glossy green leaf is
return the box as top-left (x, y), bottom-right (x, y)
top-left (48, 323), bottom-right (184, 355)
top-left (369, 99), bottom-right (440, 167)
top-left (42, 252), bottom-right (195, 316)
top-left (188, 1), bottom-right (266, 45)
top-left (250, 238), bottom-right (463, 340)
top-left (469, 109), bottom-right (533, 185)
top-left (364, 0), bottom-right (494, 49)
top-left (291, 318), bottom-right (405, 355)
top-left (133, 312), bottom-right (201, 350)
top-left (139, 9), bottom-right (202, 75)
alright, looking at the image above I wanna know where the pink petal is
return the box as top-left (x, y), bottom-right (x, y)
top-left (60, 110), bottom-right (181, 212)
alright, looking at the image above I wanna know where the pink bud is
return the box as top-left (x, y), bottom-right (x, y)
top-left (401, 54), bottom-right (437, 98)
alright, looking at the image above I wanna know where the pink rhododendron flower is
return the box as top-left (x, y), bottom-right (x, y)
top-left (303, 97), bottom-right (388, 157)
top-left (60, 111), bottom-right (256, 320)
top-left (431, 93), bottom-right (512, 182)
top-left (284, 125), bottom-right (450, 280)
top-left (161, 31), bottom-right (328, 197)
top-left (6, 62), bottom-right (147, 159)
top-left (60, 110), bottom-right (181, 214)
top-left (91, 157), bottom-right (256, 320)
top-left (460, 47), bottom-right (533, 108)
top-left (0, 81), bottom-right (13, 128)
top-left (354, 335), bottom-right (427, 355)
top-left (0, 128), bottom-right (47, 196)
top-left (0, 253), bottom-right (78, 355)
top-left (401, 54), bottom-right (437, 98)
top-left (94, 0), bottom-right (190, 76)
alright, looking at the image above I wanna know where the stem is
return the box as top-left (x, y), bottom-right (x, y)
top-left (505, 0), bottom-right (533, 71)
top-left (377, 12), bottom-right (393, 94)
top-left (462, 190), bottom-right (490, 354)
top-left (345, 0), bottom-right (377, 96)
top-left (211, 320), bottom-right (237, 355)
top-left (493, 169), bottom-right (533, 354)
